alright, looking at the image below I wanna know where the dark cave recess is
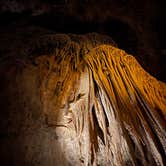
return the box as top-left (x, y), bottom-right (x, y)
top-left (0, 7), bottom-right (165, 82)
top-left (30, 15), bottom-right (138, 57)
top-left (0, 12), bottom-right (139, 56)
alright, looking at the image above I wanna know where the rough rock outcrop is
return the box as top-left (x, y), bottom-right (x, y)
top-left (0, 33), bottom-right (165, 166)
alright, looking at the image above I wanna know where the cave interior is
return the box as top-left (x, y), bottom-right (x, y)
top-left (0, 0), bottom-right (166, 166)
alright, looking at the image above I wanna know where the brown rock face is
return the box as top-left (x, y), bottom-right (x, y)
top-left (0, 33), bottom-right (165, 166)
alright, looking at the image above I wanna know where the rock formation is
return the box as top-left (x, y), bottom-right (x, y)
top-left (0, 33), bottom-right (165, 166)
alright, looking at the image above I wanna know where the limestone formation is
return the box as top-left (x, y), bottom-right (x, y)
top-left (0, 33), bottom-right (165, 166)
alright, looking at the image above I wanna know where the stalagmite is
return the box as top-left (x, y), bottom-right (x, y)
top-left (0, 33), bottom-right (165, 166)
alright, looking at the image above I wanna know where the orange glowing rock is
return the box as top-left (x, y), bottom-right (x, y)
top-left (0, 33), bottom-right (165, 165)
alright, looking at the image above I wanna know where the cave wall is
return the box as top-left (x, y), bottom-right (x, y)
top-left (0, 33), bottom-right (165, 165)
top-left (0, 1), bottom-right (166, 166)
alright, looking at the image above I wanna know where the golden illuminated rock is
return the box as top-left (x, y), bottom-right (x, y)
top-left (0, 33), bottom-right (165, 166)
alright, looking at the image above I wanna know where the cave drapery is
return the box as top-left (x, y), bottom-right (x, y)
top-left (0, 33), bottom-right (165, 166)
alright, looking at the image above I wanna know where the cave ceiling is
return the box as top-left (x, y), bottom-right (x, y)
top-left (0, 0), bottom-right (165, 81)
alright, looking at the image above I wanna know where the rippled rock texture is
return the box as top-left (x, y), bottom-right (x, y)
top-left (0, 33), bottom-right (165, 166)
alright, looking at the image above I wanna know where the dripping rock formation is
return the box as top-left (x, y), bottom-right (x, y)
top-left (0, 33), bottom-right (166, 166)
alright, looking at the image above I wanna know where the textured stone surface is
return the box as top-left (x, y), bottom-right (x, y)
top-left (0, 34), bottom-right (165, 165)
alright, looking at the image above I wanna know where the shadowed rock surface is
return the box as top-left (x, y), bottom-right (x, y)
top-left (0, 0), bottom-right (165, 82)
top-left (0, 33), bottom-right (166, 166)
